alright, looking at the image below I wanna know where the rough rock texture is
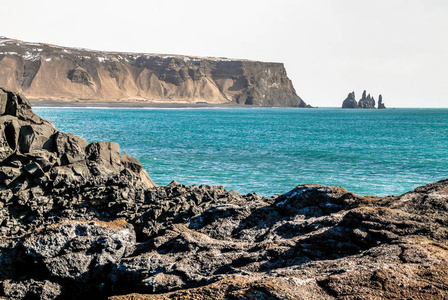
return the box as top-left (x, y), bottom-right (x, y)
top-left (0, 88), bottom-right (446, 299)
top-left (0, 87), bottom-right (155, 237)
top-left (0, 37), bottom-right (307, 107)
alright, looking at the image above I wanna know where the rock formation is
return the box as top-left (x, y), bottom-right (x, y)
top-left (342, 90), bottom-right (385, 109)
top-left (0, 37), bottom-right (307, 107)
top-left (341, 91), bottom-right (358, 108)
top-left (378, 94), bottom-right (386, 109)
top-left (358, 90), bottom-right (376, 108)
top-left (0, 88), bottom-right (446, 299)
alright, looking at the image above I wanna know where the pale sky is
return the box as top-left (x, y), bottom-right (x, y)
top-left (2, 0), bottom-right (448, 107)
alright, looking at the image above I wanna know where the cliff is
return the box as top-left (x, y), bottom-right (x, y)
top-left (0, 37), bottom-right (306, 107)
top-left (0, 88), bottom-right (446, 299)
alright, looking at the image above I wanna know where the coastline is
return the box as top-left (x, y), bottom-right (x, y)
top-left (29, 100), bottom-right (316, 109)
top-left (30, 100), bottom-right (244, 109)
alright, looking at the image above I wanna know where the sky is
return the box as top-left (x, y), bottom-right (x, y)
top-left (2, 0), bottom-right (448, 107)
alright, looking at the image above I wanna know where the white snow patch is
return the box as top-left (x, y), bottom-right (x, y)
top-left (0, 51), bottom-right (18, 56)
top-left (23, 51), bottom-right (40, 61)
top-left (97, 55), bottom-right (119, 62)
top-left (25, 42), bottom-right (44, 46)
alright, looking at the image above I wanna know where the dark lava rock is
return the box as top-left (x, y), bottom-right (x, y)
top-left (342, 90), bottom-right (386, 109)
top-left (358, 90), bottom-right (376, 108)
top-left (0, 87), bottom-right (446, 299)
top-left (341, 91), bottom-right (358, 108)
top-left (0, 88), bottom-right (156, 238)
top-left (378, 94), bottom-right (386, 109)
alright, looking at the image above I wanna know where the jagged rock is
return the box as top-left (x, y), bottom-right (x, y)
top-left (358, 90), bottom-right (376, 108)
top-left (0, 87), bottom-right (446, 299)
top-left (342, 90), bottom-right (384, 109)
top-left (0, 88), bottom-right (157, 237)
top-left (23, 220), bottom-right (135, 282)
top-left (341, 91), bottom-right (358, 108)
top-left (378, 94), bottom-right (386, 109)
top-left (2, 279), bottom-right (62, 300)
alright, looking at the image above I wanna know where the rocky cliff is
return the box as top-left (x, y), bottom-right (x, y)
top-left (0, 37), bottom-right (306, 107)
top-left (0, 88), bottom-right (447, 299)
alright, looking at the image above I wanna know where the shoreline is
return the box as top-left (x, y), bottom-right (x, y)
top-left (29, 100), bottom-right (315, 109)
top-left (30, 100), bottom-right (244, 109)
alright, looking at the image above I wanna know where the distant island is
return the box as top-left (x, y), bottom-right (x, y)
top-left (342, 90), bottom-right (386, 109)
top-left (0, 37), bottom-right (308, 107)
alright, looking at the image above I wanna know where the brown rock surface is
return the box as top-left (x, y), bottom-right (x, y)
top-left (0, 37), bottom-right (306, 107)
top-left (0, 88), bottom-right (446, 299)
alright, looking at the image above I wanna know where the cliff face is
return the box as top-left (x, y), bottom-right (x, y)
top-left (0, 88), bottom-right (446, 299)
top-left (0, 37), bottom-right (306, 107)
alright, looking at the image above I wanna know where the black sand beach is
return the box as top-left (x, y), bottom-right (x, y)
top-left (30, 100), bottom-right (244, 109)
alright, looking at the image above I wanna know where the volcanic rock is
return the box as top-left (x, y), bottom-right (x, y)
top-left (342, 90), bottom-right (386, 109)
top-left (341, 91), bottom-right (358, 108)
top-left (0, 37), bottom-right (307, 107)
top-left (0, 87), bottom-right (446, 299)
top-left (378, 94), bottom-right (386, 109)
top-left (358, 90), bottom-right (376, 108)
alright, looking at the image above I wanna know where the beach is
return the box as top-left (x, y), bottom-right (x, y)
top-left (30, 100), bottom-right (245, 109)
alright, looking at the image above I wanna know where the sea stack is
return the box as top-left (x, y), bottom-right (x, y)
top-left (341, 91), bottom-right (358, 108)
top-left (342, 90), bottom-right (386, 109)
top-left (357, 90), bottom-right (376, 108)
top-left (378, 94), bottom-right (386, 109)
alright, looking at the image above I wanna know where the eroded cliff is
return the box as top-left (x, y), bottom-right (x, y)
top-left (0, 37), bottom-right (306, 107)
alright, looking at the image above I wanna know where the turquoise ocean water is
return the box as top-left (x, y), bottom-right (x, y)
top-left (34, 107), bottom-right (448, 197)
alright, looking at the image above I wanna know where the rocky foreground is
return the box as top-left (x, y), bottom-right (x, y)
top-left (0, 88), bottom-right (447, 299)
top-left (0, 37), bottom-right (307, 107)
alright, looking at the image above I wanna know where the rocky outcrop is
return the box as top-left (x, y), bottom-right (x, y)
top-left (342, 90), bottom-right (386, 109)
top-left (0, 88), bottom-right (446, 299)
top-left (0, 37), bottom-right (307, 107)
top-left (0, 88), bottom-right (155, 237)
top-left (341, 91), bottom-right (358, 108)
top-left (358, 90), bottom-right (375, 108)
top-left (378, 94), bottom-right (386, 109)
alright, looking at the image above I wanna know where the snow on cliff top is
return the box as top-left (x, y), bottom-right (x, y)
top-left (0, 37), bottom-right (257, 63)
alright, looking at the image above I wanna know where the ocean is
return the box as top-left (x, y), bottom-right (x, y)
top-left (34, 107), bottom-right (448, 197)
